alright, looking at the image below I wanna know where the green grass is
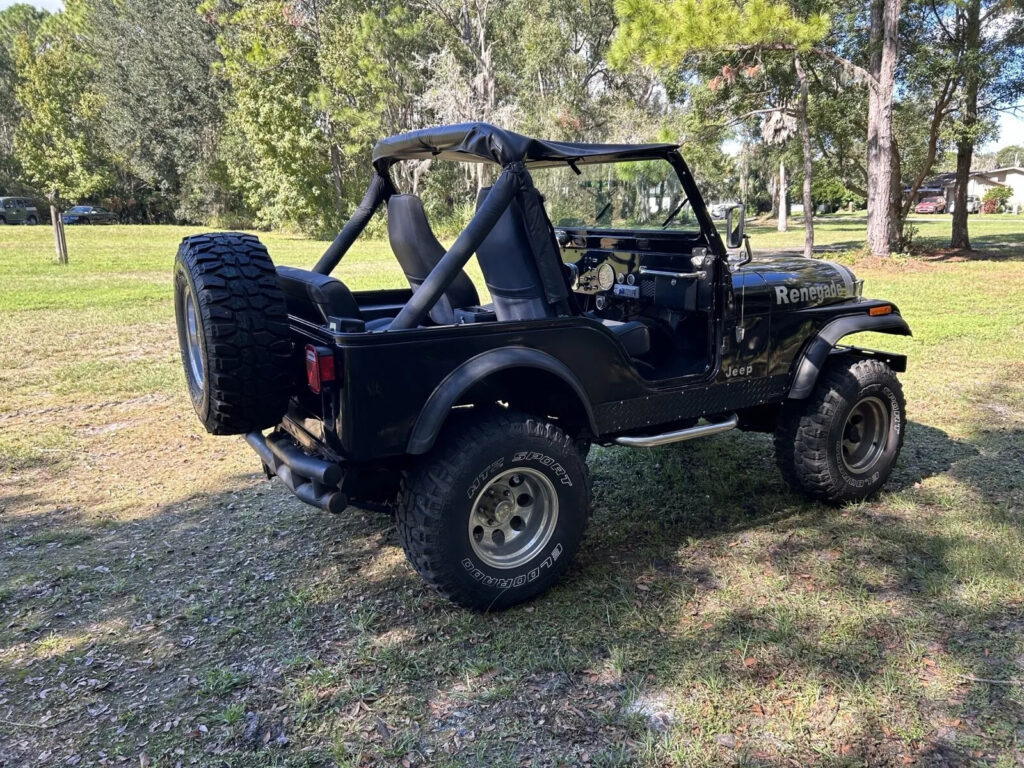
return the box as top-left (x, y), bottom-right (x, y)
top-left (747, 212), bottom-right (1024, 258)
top-left (0, 221), bottom-right (1022, 767)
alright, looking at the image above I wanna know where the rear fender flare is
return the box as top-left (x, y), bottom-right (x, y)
top-left (406, 346), bottom-right (597, 454)
top-left (788, 313), bottom-right (911, 399)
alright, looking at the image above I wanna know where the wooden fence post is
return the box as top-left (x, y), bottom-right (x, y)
top-left (48, 190), bottom-right (68, 265)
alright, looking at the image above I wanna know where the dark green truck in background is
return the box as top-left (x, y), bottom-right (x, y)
top-left (0, 196), bottom-right (40, 225)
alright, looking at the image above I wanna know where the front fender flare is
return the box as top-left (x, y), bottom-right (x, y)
top-left (406, 346), bottom-right (598, 455)
top-left (788, 313), bottom-right (911, 399)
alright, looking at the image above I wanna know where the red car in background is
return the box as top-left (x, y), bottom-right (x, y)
top-left (914, 196), bottom-right (946, 214)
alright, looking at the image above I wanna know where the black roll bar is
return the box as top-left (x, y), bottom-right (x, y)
top-left (387, 164), bottom-right (522, 331)
top-left (313, 171), bottom-right (392, 275)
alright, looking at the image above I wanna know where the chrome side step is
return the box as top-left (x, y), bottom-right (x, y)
top-left (614, 415), bottom-right (739, 448)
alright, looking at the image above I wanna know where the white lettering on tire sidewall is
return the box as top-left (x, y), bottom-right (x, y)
top-left (835, 384), bottom-right (901, 489)
top-left (461, 451), bottom-right (573, 590)
top-left (461, 543), bottom-right (563, 588)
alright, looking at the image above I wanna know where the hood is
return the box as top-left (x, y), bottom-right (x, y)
top-left (739, 255), bottom-right (859, 310)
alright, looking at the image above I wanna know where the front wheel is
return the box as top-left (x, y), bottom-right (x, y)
top-left (775, 357), bottom-right (905, 504)
top-left (397, 411), bottom-right (590, 610)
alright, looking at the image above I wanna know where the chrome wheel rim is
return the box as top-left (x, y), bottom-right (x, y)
top-left (468, 468), bottom-right (558, 569)
top-left (841, 396), bottom-right (888, 474)
top-left (184, 289), bottom-right (204, 392)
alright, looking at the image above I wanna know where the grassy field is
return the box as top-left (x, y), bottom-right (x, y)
top-left (1, 218), bottom-right (1023, 767)
top-left (745, 212), bottom-right (1024, 259)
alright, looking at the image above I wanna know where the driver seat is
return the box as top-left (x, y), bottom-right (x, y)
top-left (475, 186), bottom-right (651, 358)
top-left (387, 194), bottom-right (479, 325)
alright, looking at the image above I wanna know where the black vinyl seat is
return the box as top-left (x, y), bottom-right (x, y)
top-left (277, 266), bottom-right (392, 331)
top-left (475, 187), bottom-right (560, 321)
top-left (387, 194), bottom-right (479, 325)
top-left (599, 319), bottom-right (651, 358)
top-left (475, 186), bottom-right (650, 358)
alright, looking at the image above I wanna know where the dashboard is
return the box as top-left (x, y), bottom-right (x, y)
top-left (557, 229), bottom-right (714, 313)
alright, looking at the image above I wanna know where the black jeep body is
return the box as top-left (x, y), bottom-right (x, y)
top-left (174, 122), bottom-right (911, 609)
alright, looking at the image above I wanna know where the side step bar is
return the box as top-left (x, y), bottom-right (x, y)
top-left (614, 415), bottom-right (739, 448)
top-left (245, 431), bottom-right (348, 513)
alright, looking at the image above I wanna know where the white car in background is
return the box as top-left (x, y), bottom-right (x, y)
top-left (709, 201), bottom-right (739, 219)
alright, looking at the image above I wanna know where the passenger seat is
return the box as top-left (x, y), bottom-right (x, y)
top-left (387, 194), bottom-right (479, 325)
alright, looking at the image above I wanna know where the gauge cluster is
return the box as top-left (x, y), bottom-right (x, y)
top-left (571, 251), bottom-right (638, 295)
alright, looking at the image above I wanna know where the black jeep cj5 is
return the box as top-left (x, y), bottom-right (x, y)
top-left (174, 123), bottom-right (911, 609)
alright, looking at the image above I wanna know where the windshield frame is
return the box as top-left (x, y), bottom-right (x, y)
top-left (531, 150), bottom-right (723, 254)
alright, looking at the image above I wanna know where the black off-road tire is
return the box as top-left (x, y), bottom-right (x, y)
top-left (775, 357), bottom-right (905, 504)
top-left (173, 232), bottom-right (292, 435)
top-left (397, 411), bottom-right (590, 611)
top-left (26, 215), bottom-right (37, 225)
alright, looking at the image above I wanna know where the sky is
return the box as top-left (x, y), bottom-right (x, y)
top-left (1, 0), bottom-right (1021, 154)
top-left (0, 0), bottom-right (62, 10)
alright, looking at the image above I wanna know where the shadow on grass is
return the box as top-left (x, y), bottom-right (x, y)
top-left (1, 417), bottom-right (1022, 766)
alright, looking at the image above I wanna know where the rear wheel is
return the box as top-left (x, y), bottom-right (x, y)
top-left (26, 215), bottom-right (37, 225)
top-left (173, 232), bottom-right (293, 435)
top-left (775, 357), bottom-right (905, 504)
top-left (397, 411), bottom-right (590, 610)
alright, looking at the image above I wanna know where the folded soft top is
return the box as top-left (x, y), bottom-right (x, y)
top-left (371, 122), bottom-right (678, 168)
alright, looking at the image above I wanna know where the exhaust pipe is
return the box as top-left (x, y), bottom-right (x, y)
top-left (614, 415), bottom-right (739, 448)
top-left (245, 431), bottom-right (348, 513)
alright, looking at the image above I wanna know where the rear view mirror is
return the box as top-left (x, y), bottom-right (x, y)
top-left (725, 204), bottom-right (745, 249)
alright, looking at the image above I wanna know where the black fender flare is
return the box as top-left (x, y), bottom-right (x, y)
top-left (788, 313), bottom-right (911, 399)
top-left (406, 346), bottom-right (598, 454)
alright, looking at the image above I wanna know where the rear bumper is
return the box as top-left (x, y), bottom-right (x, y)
top-left (244, 430), bottom-right (348, 513)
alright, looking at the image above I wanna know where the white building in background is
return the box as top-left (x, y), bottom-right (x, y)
top-left (966, 167), bottom-right (1024, 210)
top-left (912, 167), bottom-right (1024, 212)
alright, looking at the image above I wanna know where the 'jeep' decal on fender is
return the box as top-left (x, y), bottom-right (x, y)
top-left (774, 282), bottom-right (848, 305)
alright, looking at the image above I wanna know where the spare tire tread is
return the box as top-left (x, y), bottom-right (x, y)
top-left (175, 232), bottom-right (293, 435)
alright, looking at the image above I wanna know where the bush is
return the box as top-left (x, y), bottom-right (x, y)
top-left (982, 185), bottom-right (1012, 213)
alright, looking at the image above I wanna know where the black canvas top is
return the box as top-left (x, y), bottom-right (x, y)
top-left (372, 122), bottom-right (678, 168)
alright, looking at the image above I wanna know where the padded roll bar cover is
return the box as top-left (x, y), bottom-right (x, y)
top-left (314, 172), bottom-right (390, 275)
top-left (788, 312), bottom-right (912, 399)
top-left (388, 165), bottom-right (521, 330)
top-left (386, 194), bottom-right (479, 325)
top-left (475, 186), bottom-right (556, 321)
top-left (517, 177), bottom-right (571, 309)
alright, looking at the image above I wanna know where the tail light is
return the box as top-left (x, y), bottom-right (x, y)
top-left (304, 345), bottom-right (336, 394)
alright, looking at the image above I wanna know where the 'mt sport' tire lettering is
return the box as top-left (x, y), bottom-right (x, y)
top-left (397, 412), bottom-right (589, 610)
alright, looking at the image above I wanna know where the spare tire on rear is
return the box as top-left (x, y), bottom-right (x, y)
top-left (173, 232), bottom-right (293, 435)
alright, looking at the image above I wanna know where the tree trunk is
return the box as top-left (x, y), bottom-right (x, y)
top-left (48, 192), bottom-right (68, 265)
top-left (795, 56), bottom-right (814, 258)
top-left (328, 140), bottom-right (345, 220)
top-left (890, 134), bottom-right (904, 248)
top-left (951, 0), bottom-right (980, 250)
top-left (739, 142), bottom-right (748, 205)
top-left (866, 0), bottom-right (901, 257)
top-left (778, 159), bottom-right (788, 232)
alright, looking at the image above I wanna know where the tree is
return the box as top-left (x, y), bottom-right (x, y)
top-left (0, 4), bottom-right (47, 190)
top-left (13, 0), bottom-right (115, 201)
top-left (612, 0), bottom-right (905, 256)
top-left (948, 0), bottom-right (1024, 249)
top-left (996, 144), bottom-right (1023, 167)
top-left (85, 0), bottom-right (226, 222)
